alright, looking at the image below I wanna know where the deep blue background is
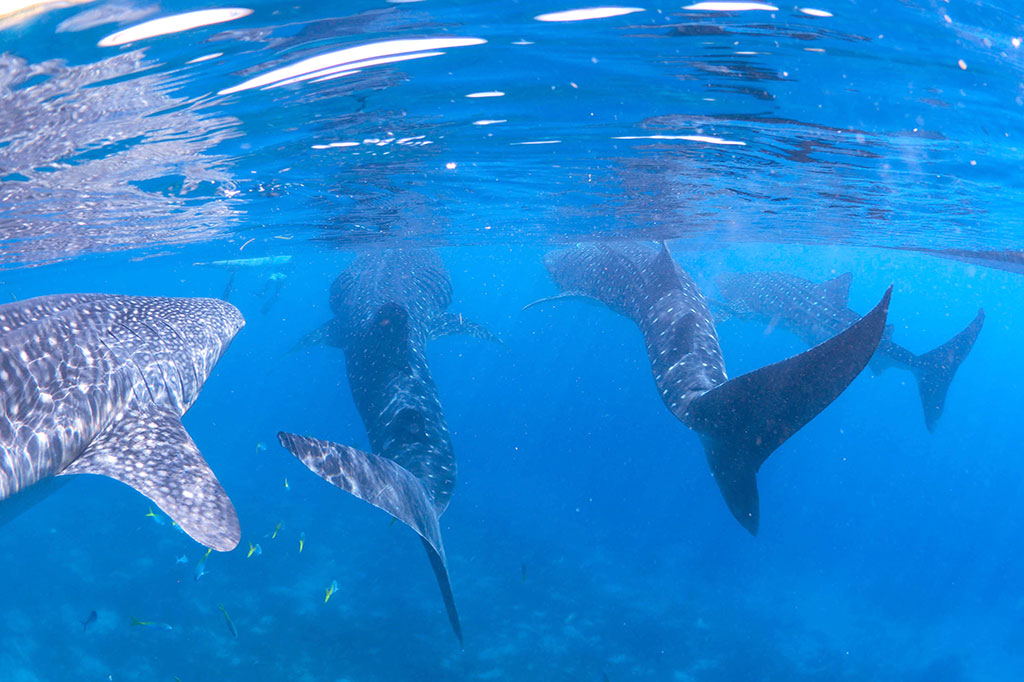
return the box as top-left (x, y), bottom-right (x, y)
top-left (0, 240), bottom-right (1018, 681)
top-left (2, 0), bottom-right (1024, 679)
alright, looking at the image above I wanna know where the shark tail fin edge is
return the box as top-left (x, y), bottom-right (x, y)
top-left (684, 286), bottom-right (892, 534)
top-left (912, 308), bottom-right (985, 432)
top-left (422, 537), bottom-right (463, 646)
top-left (276, 432), bottom-right (462, 642)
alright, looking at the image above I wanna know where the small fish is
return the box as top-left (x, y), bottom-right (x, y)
top-left (256, 441), bottom-right (267, 455)
top-left (247, 542), bottom-right (262, 559)
top-left (218, 604), bottom-right (238, 638)
top-left (298, 532), bottom-right (305, 553)
top-left (270, 521), bottom-right (282, 539)
top-left (284, 477), bottom-right (290, 491)
top-left (324, 580), bottom-right (338, 604)
top-left (130, 617), bottom-right (172, 630)
top-left (144, 507), bottom-right (166, 526)
top-left (81, 610), bottom-right (97, 632)
top-left (175, 555), bottom-right (188, 565)
top-left (521, 563), bottom-right (527, 583)
top-left (194, 547), bottom-right (213, 581)
top-left (388, 516), bottom-right (397, 527)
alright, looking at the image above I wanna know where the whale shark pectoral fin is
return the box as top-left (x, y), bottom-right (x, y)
top-left (59, 407), bottom-right (240, 551)
top-left (821, 272), bottom-right (853, 307)
top-left (522, 291), bottom-right (598, 311)
top-left (429, 311), bottom-right (502, 347)
top-left (288, 319), bottom-right (345, 354)
top-left (684, 287), bottom-right (892, 534)
top-left (911, 307), bottom-right (985, 432)
top-left (277, 431), bottom-right (462, 642)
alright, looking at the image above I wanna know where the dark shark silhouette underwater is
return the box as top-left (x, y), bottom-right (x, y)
top-left (714, 270), bottom-right (983, 431)
top-left (279, 249), bottom-right (499, 643)
top-left (528, 242), bottom-right (891, 535)
top-left (0, 294), bottom-right (245, 551)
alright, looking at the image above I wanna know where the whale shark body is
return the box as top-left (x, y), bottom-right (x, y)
top-left (0, 294), bottom-right (244, 550)
top-left (714, 271), bottom-right (984, 431)
top-left (279, 249), bottom-right (497, 643)
top-left (531, 242), bottom-right (891, 534)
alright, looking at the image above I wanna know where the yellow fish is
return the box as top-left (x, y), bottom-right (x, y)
top-left (284, 478), bottom-right (290, 490)
top-left (298, 532), bottom-right (305, 553)
top-left (247, 542), bottom-right (262, 558)
top-left (271, 522), bottom-right (282, 539)
top-left (324, 580), bottom-right (338, 604)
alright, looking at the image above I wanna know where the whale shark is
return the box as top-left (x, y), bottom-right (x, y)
top-left (528, 242), bottom-right (890, 534)
top-left (279, 249), bottom-right (498, 643)
top-left (0, 294), bottom-right (244, 551)
top-left (714, 271), bottom-right (984, 431)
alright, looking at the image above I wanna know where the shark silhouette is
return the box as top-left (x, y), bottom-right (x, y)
top-left (528, 242), bottom-right (891, 534)
top-left (279, 249), bottom-right (498, 644)
top-left (0, 294), bottom-right (244, 551)
top-left (714, 270), bottom-right (984, 431)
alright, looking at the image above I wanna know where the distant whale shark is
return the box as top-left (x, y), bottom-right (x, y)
top-left (279, 249), bottom-right (498, 643)
top-left (714, 271), bottom-right (984, 431)
top-left (528, 242), bottom-right (890, 534)
top-left (0, 294), bottom-right (244, 550)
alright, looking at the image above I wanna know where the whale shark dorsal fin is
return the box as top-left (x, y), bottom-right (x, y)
top-left (277, 431), bottom-right (462, 643)
top-left (368, 303), bottom-right (411, 353)
top-left (672, 312), bottom-right (697, 353)
top-left (655, 241), bottom-right (682, 287)
top-left (522, 291), bottom-right (599, 311)
top-left (429, 311), bottom-right (502, 346)
top-left (59, 407), bottom-right (240, 551)
top-left (821, 272), bottom-right (853, 307)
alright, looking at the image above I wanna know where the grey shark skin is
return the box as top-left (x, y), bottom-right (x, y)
top-left (532, 242), bottom-right (891, 534)
top-left (279, 249), bottom-right (497, 644)
top-left (714, 271), bottom-right (984, 431)
top-left (0, 294), bottom-right (244, 551)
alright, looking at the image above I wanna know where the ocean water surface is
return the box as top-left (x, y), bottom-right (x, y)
top-left (1, 0), bottom-right (1023, 680)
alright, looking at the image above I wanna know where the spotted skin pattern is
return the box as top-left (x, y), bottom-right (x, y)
top-left (280, 249), bottom-right (495, 643)
top-left (0, 294), bottom-right (244, 551)
top-left (544, 242), bottom-right (728, 419)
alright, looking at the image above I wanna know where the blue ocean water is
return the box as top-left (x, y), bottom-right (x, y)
top-left (1, 1), bottom-right (1023, 680)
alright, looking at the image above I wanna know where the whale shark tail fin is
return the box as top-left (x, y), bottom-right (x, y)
top-left (910, 309), bottom-right (984, 432)
top-left (684, 287), bottom-right (892, 535)
top-left (277, 432), bottom-right (462, 644)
